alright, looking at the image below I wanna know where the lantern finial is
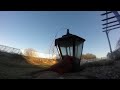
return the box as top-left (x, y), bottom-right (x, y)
top-left (67, 29), bottom-right (70, 35)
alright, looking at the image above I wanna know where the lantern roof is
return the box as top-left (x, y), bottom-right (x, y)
top-left (55, 29), bottom-right (85, 46)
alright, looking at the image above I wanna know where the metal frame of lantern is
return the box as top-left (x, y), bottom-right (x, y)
top-left (55, 29), bottom-right (85, 71)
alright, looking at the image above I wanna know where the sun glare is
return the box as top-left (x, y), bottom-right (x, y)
top-left (21, 49), bottom-right (58, 66)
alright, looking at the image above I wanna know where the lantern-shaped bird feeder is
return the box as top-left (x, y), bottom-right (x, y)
top-left (55, 29), bottom-right (85, 72)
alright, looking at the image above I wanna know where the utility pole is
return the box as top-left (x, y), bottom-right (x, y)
top-left (105, 30), bottom-right (113, 58)
top-left (101, 11), bottom-right (120, 59)
top-left (105, 11), bottom-right (113, 58)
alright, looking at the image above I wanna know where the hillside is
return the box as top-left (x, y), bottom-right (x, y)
top-left (1, 51), bottom-right (120, 79)
top-left (0, 51), bottom-right (53, 79)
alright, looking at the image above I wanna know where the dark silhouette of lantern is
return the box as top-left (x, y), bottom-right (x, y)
top-left (55, 29), bottom-right (85, 72)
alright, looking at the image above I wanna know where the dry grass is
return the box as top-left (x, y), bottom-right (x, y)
top-left (22, 48), bottom-right (58, 67)
top-left (0, 51), bottom-right (58, 79)
top-left (23, 56), bottom-right (58, 66)
top-left (80, 59), bottom-right (114, 70)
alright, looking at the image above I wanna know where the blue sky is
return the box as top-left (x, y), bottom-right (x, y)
top-left (0, 11), bottom-right (120, 58)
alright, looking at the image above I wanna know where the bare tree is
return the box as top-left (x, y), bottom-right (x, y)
top-left (23, 48), bottom-right (39, 58)
top-left (108, 38), bottom-right (120, 60)
top-left (116, 37), bottom-right (120, 50)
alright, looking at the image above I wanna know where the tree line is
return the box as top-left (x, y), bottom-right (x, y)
top-left (81, 53), bottom-right (96, 60)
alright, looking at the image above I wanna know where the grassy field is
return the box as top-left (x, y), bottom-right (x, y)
top-left (0, 51), bottom-right (57, 79)
top-left (1, 51), bottom-right (120, 79)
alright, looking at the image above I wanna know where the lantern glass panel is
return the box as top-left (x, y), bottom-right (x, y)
top-left (59, 40), bottom-right (73, 57)
top-left (75, 41), bottom-right (83, 59)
